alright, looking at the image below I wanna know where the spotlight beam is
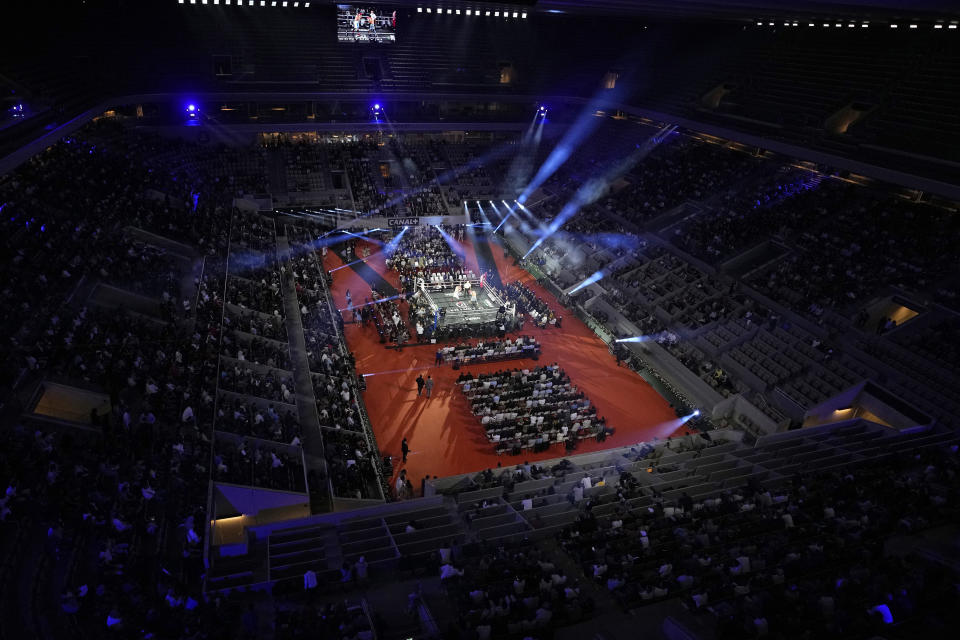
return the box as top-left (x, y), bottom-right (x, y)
top-left (504, 114), bottom-right (547, 197)
top-left (647, 411), bottom-right (701, 439)
top-left (475, 201), bottom-right (494, 228)
top-left (338, 292), bottom-right (405, 312)
top-left (382, 226), bottom-right (409, 257)
top-left (483, 201), bottom-right (500, 226)
top-left (493, 200), bottom-right (518, 233)
top-left (518, 84), bottom-right (630, 204)
top-left (512, 201), bottom-right (540, 230)
top-left (363, 142), bottom-right (517, 218)
top-left (568, 270), bottom-right (605, 295)
top-left (507, 200), bottom-right (540, 234)
top-left (341, 229), bottom-right (384, 246)
top-left (434, 224), bottom-right (466, 257)
top-left (282, 227), bottom-right (383, 263)
top-left (330, 252), bottom-right (381, 272)
top-left (523, 123), bottom-right (676, 259)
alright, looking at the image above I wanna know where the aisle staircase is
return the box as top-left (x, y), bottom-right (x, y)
top-left (276, 234), bottom-right (330, 511)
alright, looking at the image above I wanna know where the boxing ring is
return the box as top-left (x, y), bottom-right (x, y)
top-left (412, 277), bottom-right (513, 329)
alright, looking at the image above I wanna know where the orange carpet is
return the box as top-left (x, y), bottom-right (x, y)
top-left (323, 234), bottom-right (684, 492)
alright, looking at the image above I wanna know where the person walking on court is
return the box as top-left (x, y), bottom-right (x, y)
top-left (425, 375), bottom-right (434, 398)
top-left (401, 437), bottom-right (410, 463)
top-left (416, 374), bottom-right (425, 396)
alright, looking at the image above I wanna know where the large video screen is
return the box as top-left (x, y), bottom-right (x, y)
top-left (337, 5), bottom-right (396, 43)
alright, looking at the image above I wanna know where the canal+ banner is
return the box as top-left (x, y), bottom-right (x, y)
top-left (387, 217), bottom-right (419, 227)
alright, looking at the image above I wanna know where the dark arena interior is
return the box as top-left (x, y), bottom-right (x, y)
top-left (3, 0), bottom-right (960, 638)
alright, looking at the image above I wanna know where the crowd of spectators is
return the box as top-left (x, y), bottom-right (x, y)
top-left (286, 228), bottom-right (355, 376)
top-left (347, 156), bottom-right (389, 214)
top-left (443, 460), bottom-right (572, 502)
top-left (322, 430), bottom-right (381, 500)
top-left (213, 438), bottom-right (306, 492)
top-left (219, 363), bottom-right (296, 404)
top-left (446, 540), bottom-right (594, 639)
top-left (0, 117), bottom-right (255, 636)
top-left (326, 141), bottom-right (388, 214)
top-left (312, 371), bottom-right (363, 432)
top-left (386, 225), bottom-right (468, 291)
top-left (274, 595), bottom-right (375, 640)
top-left (502, 281), bottom-right (557, 328)
top-left (225, 272), bottom-right (284, 317)
top-left (283, 224), bottom-right (385, 500)
top-left (221, 332), bottom-right (291, 370)
top-left (230, 215), bottom-right (279, 254)
top-left (439, 336), bottom-right (541, 365)
top-left (97, 237), bottom-right (185, 299)
top-left (214, 397), bottom-right (302, 444)
top-left (0, 419), bottom-right (212, 638)
top-left (559, 443), bottom-right (959, 638)
top-left (0, 127), bottom-right (225, 385)
top-left (362, 289), bottom-right (410, 346)
top-left (459, 364), bottom-right (611, 454)
top-left (223, 307), bottom-right (287, 341)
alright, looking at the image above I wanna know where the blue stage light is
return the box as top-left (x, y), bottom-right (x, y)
top-left (434, 224), bottom-right (466, 257)
top-left (523, 124), bottom-right (677, 259)
top-left (493, 201), bottom-right (518, 232)
top-left (568, 270), bottom-right (604, 294)
top-left (187, 104), bottom-right (196, 112)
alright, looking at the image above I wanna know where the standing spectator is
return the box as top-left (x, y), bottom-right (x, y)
top-left (421, 474), bottom-right (430, 497)
top-left (401, 437), bottom-right (410, 463)
top-left (354, 556), bottom-right (369, 586)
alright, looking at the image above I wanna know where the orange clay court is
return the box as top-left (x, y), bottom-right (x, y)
top-left (322, 232), bottom-right (685, 487)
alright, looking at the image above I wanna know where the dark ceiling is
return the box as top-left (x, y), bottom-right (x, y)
top-left (538, 0), bottom-right (959, 16)
top-left (52, 1), bottom-right (960, 21)
top-left (395, 0), bottom-right (960, 20)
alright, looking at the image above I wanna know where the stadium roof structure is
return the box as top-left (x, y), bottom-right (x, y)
top-left (372, 0), bottom-right (960, 21)
top-left (536, 0), bottom-right (960, 19)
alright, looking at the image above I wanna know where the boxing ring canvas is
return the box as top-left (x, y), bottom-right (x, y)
top-left (414, 279), bottom-right (511, 329)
